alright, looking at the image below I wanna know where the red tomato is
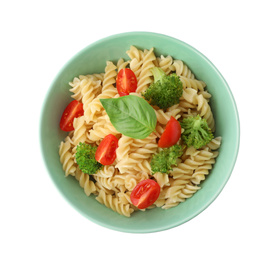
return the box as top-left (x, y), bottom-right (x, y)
top-left (130, 179), bottom-right (160, 209)
top-left (158, 116), bottom-right (181, 148)
top-left (95, 134), bottom-right (119, 165)
top-left (60, 100), bottom-right (84, 131)
top-left (116, 68), bottom-right (137, 96)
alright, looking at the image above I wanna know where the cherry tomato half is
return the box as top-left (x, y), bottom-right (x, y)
top-left (95, 134), bottom-right (119, 165)
top-left (130, 179), bottom-right (160, 209)
top-left (158, 116), bottom-right (181, 148)
top-left (116, 68), bottom-right (137, 96)
top-left (60, 100), bottom-right (84, 131)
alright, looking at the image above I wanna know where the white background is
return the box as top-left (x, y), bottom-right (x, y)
top-left (1, 0), bottom-right (275, 259)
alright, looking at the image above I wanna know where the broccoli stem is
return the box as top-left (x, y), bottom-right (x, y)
top-left (193, 118), bottom-right (201, 129)
top-left (151, 67), bottom-right (165, 83)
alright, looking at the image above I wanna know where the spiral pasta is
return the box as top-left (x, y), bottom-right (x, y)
top-left (58, 46), bottom-right (221, 217)
top-left (74, 168), bottom-right (97, 196)
top-left (89, 61), bottom-right (118, 122)
top-left (157, 180), bottom-right (201, 209)
top-left (157, 55), bottom-right (173, 75)
top-left (69, 74), bottom-right (104, 103)
top-left (71, 116), bottom-right (90, 155)
top-left (155, 104), bottom-right (182, 125)
top-left (116, 135), bottom-right (133, 161)
top-left (87, 112), bottom-right (120, 143)
top-left (126, 46), bottom-right (144, 78)
top-left (169, 59), bottom-right (195, 79)
top-left (117, 58), bottom-right (129, 71)
top-left (81, 78), bottom-right (102, 123)
top-left (136, 47), bottom-right (156, 93)
top-left (197, 94), bottom-right (215, 131)
top-left (59, 136), bottom-right (77, 177)
top-left (96, 190), bottom-right (134, 217)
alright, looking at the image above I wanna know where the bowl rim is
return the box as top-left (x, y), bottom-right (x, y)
top-left (40, 31), bottom-right (240, 233)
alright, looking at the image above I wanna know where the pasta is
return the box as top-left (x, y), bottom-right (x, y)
top-left (169, 59), bottom-right (195, 79)
top-left (135, 47), bottom-right (156, 93)
top-left (75, 168), bottom-right (97, 196)
top-left (59, 136), bottom-right (77, 177)
top-left (59, 46), bottom-right (221, 217)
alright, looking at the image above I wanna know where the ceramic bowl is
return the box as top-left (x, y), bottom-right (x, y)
top-left (40, 32), bottom-right (240, 233)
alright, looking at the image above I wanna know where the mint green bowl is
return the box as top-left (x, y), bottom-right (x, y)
top-left (40, 32), bottom-right (239, 233)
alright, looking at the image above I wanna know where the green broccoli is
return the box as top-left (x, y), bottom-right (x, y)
top-left (150, 145), bottom-right (184, 174)
top-left (75, 142), bottom-right (103, 174)
top-left (180, 115), bottom-right (213, 149)
top-left (142, 67), bottom-right (183, 109)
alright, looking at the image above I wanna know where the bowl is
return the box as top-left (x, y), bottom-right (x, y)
top-left (40, 32), bottom-right (240, 233)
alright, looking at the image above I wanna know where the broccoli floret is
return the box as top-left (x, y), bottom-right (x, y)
top-left (151, 145), bottom-right (184, 174)
top-left (142, 67), bottom-right (183, 109)
top-left (75, 142), bottom-right (103, 174)
top-left (180, 115), bottom-right (213, 149)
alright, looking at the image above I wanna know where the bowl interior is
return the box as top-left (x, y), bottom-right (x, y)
top-left (40, 32), bottom-right (239, 233)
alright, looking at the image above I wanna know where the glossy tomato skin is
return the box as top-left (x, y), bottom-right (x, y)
top-left (95, 134), bottom-right (118, 165)
top-left (158, 116), bottom-right (181, 148)
top-left (130, 179), bottom-right (160, 209)
top-left (116, 68), bottom-right (137, 96)
top-left (60, 100), bottom-right (84, 131)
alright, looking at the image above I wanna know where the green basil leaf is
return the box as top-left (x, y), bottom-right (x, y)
top-left (100, 95), bottom-right (157, 139)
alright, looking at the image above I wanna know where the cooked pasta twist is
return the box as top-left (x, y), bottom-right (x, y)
top-left (114, 172), bottom-right (148, 191)
top-left (59, 136), bottom-right (77, 177)
top-left (157, 55), bottom-right (173, 75)
top-left (87, 113), bottom-right (120, 143)
top-left (96, 190), bottom-right (134, 217)
top-left (94, 175), bottom-right (115, 191)
top-left (197, 94), bottom-right (215, 131)
top-left (181, 87), bottom-right (198, 105)
top-left (74, 168), bottom-right (97, 196)
top-left (169, 59), bottom-right (195, 79)
top-left (89, 62), bottom-right (118, 122)
top-left (69, 77), bottom-right (83, 101)
top-left (94, 165), bottom-right (116, 178)
top-left (116, 135), bottom-right (133, 161)
top-left (191, 158), bottom-right (216, 185)
top-left (136, 48), bottom-right (156, 93)
top-left (180, 183), bottom-right (201, 199)
top-left (155, 180), bottom-right (187, 209)
top-left (160, 181), bottom-right (200, 209)
top-left (102, 61), bottom-right (117, 92)
top-left (117, 191), bottom-right (132, 205)
top-left (71, 116), bottom-right (90, 154)
top-left (126, 45), bottom-right (143, 60)
top-left (153, 172), bottom-right (170, 188)
top-left (117, 58), bottom-right (129, 71)
top-left (69, 74), bottom-right (104, 101)
top-left (116, 133), bottom-right (157, 174)
top-left (180, 76), bottom-right (206, 92)
top-left (171, 145), bottom-right (220, 187)
top-left (154, 122), bottom-right (165, 138)
top-left (127, 46), bottom-right (144, 78)
top-left (164, 179), bottom-right (189, 201)
top-left (155, 104), bottom-right (182, 125)
top-left (80, 78), bottom-right (102, 123)
top-left (206, 136), bottom-right (222, 150)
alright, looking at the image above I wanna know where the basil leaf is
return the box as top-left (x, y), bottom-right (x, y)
top-left (100, 95), bottom-right (157, 139)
